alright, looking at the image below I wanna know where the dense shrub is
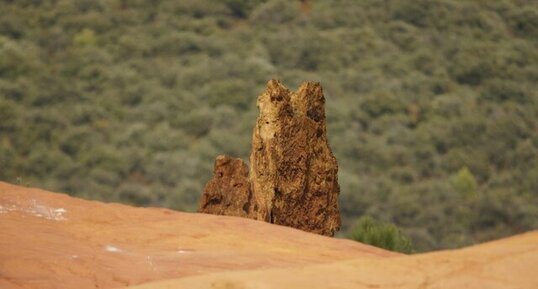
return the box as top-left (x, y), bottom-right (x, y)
top-left (348, 216), bottom-right (414, 253)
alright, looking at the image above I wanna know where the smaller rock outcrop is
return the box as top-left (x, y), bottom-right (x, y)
top-left (198, 155), bottom-right (253, 218)
top-left (199, 80), bottom-right (341, 236)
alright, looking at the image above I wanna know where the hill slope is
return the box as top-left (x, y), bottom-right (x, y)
top-left (1, 182), bottom-right (537, 289)
top-left (132, 232), bottom-right (538, 289)
top-left (0, 182), bottom-right (395, 289)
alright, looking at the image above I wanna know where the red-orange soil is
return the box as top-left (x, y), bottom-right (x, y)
top-left (1, 181), bottom-right (537, 289)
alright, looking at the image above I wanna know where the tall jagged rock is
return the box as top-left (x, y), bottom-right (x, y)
top-left (199, 80), bottom-right (341, 236)
top-left (249, 80), bottom-right (340, 236)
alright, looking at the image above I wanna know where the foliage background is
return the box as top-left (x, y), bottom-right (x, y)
top-left (1, 0), bottom-right (537, 251)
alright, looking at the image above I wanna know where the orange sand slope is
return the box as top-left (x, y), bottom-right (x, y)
top-left (0, 182), bottom-right (537, 289)
top-left (132, 231), bottom-right (538, 289)
top-left (0, 182), bottom-right (394, 289)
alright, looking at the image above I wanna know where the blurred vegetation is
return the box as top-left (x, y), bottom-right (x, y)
top-left (0, 0), bottom-right (537, 252)
top-left (348, 216), bottom-right (414, 253)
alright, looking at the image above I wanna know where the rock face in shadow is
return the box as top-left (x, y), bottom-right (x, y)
top-left (198, 155), bottom-right (253, 218)
top-left (199, 80), bottom-right (341, 236)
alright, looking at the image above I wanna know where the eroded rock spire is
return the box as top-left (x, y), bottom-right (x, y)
top-left (199, 80), bottom-right (341, 236)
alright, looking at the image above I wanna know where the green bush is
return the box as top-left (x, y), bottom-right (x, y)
top-left (223, 0), bottom-right (266, 18)
top-left (348, 216), bottom-right (414, 253)
top-left (250, 0), bottom-right (299, 25)
top-left (73, 28), bottom-right (97, 47)
top-left (451, 166), bottom-right (478, 199)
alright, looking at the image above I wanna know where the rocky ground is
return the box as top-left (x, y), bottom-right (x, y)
top-left (1, 181), bottom-right (537, 289)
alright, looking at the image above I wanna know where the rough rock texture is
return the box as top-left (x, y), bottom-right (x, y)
top-left (250, 80), bottom-right (340, 236)
top-left (199, 80), bottom-right (340, 236)
top-left (198, 155), bottom-right (252, 218)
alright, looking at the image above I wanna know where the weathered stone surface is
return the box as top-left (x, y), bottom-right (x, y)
top-left (198, 80), bottom-right (341, 236)
top-left (250, 80), bottom-right (340, 236)
top-left (198, 155), bottom-right (253, 218)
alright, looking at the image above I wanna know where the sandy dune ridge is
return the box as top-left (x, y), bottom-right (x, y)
top-left (0, 181), bottom-right (536, 289)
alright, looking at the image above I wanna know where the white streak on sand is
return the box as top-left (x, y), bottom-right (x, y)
top-left (1, 199), bottom-right (68, 220)
top-left (105, 245), bottom-right (122, 253)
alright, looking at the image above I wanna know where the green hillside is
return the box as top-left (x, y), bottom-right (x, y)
top-left (1, 0), bottom-right (537, 251)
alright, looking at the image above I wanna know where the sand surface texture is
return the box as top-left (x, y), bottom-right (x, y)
top-left (1, 181), bottom-right (536, 289)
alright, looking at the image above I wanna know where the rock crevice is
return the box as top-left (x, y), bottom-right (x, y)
top-left (198, 80), bottom-right (340, 236)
